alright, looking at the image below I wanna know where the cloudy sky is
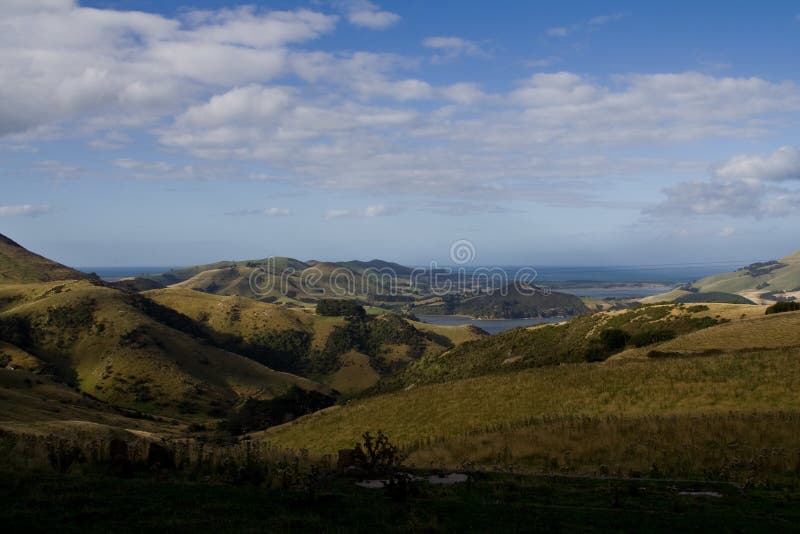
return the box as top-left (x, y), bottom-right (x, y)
top-left (2, 0), bottom-right (800, 267)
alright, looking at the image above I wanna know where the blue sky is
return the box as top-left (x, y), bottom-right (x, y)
top-left (2, 1), bottom-right (800, 267)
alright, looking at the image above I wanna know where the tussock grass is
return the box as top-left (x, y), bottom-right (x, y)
top-left (262, 348), bottom-right (800, 456)
top-left (407, 412), bottom-right (800, 484)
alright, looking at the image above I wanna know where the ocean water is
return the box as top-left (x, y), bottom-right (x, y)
top-left (481, 264), bottom-right (739, 284)
top-left (78, 267), bottom-right (178, 279)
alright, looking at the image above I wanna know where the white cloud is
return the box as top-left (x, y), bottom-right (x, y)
top-left (422, 36), bottom-right (489, 59)
top-left (113, 158), bottom-right (174, 172)
top-left (651, 146), bottom-right (800, 217)
top-left (0, 2), bottom-right (337, 137)
top-left (341, 1), bottom-right (400, 29)
top-left (547, 12), bottom-right (627, 38)
top-left (324, 205), bottom-right (394, 219)
top-left (546, 27), bottom-right (569, 37)
top-left (719, 227), bottom-right (736, 237)
top-left (588, 13), bottom-right (628, 26)
top-left (714, 146), bottom-right (800, 182)
top-left (439, 83), bottom-right (485, 104)
top-left (0, 204), bottom-right (53, 217)
top-left (226, 207), bottom-right (291, 217)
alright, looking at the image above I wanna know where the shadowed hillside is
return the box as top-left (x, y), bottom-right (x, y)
top-left (0, 234), bottom-right (88, 284)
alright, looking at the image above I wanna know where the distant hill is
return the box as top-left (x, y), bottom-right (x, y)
top-left (643, 248), bottom-right (800, 304)
top-left (413, 284), bottom-right (588, 319)
top-left (387, 302), bottom-right (765, 388)
top-left (673, 292), bottom-right (755, 305)
top-left (0, 233), bottom-right (87, 284)
top-left (691, 249), bottom-right (800, 296)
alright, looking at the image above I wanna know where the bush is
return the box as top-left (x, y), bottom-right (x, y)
top-left (316, 299), bottom-right (365, 317)
top-left (766, 301), bottom-right (800, 315)
top-left (244, 330), bottom-right (311, 374)
top-left (0, 315), bottom-right (32, 348)
top-left (599, 328), bottom-right (630, 351)
top-left (47, 299), bottom-right (96, 330)
top-left (352, 431), bottom-right (404, 474)
top-left (223, 386), bottom-right (335, 435)
top-left (630, 328), bottom-right (676, 347)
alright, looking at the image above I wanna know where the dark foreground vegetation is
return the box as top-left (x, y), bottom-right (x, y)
top-left (3, 470), bottom-right (800, 533)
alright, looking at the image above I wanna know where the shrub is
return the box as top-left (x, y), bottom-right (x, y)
top-left (630, 327), bottom-right (676, 347)
top-left (599, 328), bottom-right (630, 351)
top-left (316, 299), bottom-right (365, 317)
top-left (766, 301), bottom-right (800, 315)
top-left (223, 386), bottom-right (335, 435)
top-left (245, 330), bottom-right (311, 373)
top-left (47, 299), bottom-right (96, 329)
top-left (0, 315), bottom-right (32, 349)
top-left (352, 431), bottom-right (404, 474)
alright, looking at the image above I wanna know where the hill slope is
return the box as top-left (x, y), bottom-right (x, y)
top-left (261, 310), bottom-right (800, 482)
top-left (413, 285), bottom-right (588, 319)
top-left (0, 234), bottom-right (87, 284)
top-left (388, 302), bottom-right (762, 388)
top-left (0, 279), bottom-right (320, 418)
top-left (693, 249), bottom-right (800, 295)
top-left (144, 287), bottom-right (484, 396)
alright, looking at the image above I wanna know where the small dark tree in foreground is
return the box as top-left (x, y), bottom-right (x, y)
top-left (353, 431), bottom-right (404, 474)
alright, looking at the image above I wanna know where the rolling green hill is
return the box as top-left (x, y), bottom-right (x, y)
top-left (385, 302), bottom-right (754, 388)
top-left (144, 288), bottom-right (484, 396)
top-left (0, 233), bottom-right (88, 284)
top-left (692, 249), bottom-right (800, 294)
top-left (261, 308), bottom-right (800, 482)
top-left (0, 280), bottom-right (321, 418)
top-left (413, 284), bottom-right (588, 319)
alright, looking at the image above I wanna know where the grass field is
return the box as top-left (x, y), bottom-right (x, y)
top-left (262, 347), bottom-right (800, 466)
top-left (3, 471), bottom-right (800, 533)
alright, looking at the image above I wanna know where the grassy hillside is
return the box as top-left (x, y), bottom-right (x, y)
top-left (260, 306), bottom-right (800, 482)
top-left (388, 303), bottom-right (757, 388)
top-left (413, 285), bottom-right (588, 319)
top-left (261, 346), bottom-right (800, 452)
top-left (144, 288), bottom-right (482, 396)
top-left (0, 280), bottom-right (319, 418)
top-left (0, 233), bottom-right (87, 284)
top-left (673, 291), bottom-right (756, 304)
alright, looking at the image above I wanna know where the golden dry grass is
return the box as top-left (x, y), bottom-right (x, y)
top-left (1, 280), bottom-right (318, 417)
top-left (327, 351), bottom-right (380, 394)
top-left (260, 347), bottom-right (800, 454)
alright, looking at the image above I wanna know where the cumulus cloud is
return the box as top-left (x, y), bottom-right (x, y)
top-left (152, 70), bottom-right (799, 200)
top-left (0, 204), bottom-right (53, 217)
top-left (324, 205), bottom-right (396, 219)
top-left (0, 2), bottom-right (337, 137)
top-left (651, 146), bottom-right (800, 217)
top-left (340, 1), bottom-right (400, 29)
top-left (422, 36), bottom-right (489, 60)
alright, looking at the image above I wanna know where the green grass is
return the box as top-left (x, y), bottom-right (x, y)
top-left (262, 347), bottom-right (800, 455)
top-left (0, 234), bottom-right (87, 284)
top-left (390, 303), bottom-right (746, 388)
top-left (3, 471), bottom-right (800, 533)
